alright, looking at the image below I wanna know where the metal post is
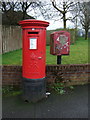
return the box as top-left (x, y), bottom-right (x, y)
top-left (57, 55), bottom-right (62, 64)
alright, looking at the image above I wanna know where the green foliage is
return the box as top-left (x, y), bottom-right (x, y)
top-left (69, 86), bottom-right (74, 89)
top-left (50, 82), bottom-right (65, 95)
top-left (49, 82), bottom-right (74, 95)
top-left (2, 86), bottom-right (22, 96)
top-left (2, 86), bottom-right (13, 94)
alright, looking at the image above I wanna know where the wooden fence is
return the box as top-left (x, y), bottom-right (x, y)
top-left (0, 25), bottom-right (2, 54)
top-left (1, 25), bottom-right (77, 54)
top-left (1, 25), bottom-right (22, 53)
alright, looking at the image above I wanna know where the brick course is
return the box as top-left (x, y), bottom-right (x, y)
top-left (2, 64), bottom-right (90, 87)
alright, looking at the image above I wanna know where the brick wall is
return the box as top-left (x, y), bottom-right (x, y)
top-left (2, 64), bottom-right (90, 87)
top-left (46, 64), bottom-right (90, 86)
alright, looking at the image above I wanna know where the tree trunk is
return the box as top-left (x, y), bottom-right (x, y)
top-left (85, 29), bottom-right (88, 40)
top-left (64, 20), bottom-right (66, 29)
top-left (63, 14), bottom-right (66, 29)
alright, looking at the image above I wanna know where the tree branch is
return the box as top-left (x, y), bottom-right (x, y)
top-left (51, 0), bottom-right (64, 14)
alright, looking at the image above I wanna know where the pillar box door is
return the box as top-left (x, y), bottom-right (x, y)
top-left (19, 19), bottom-right (49, 102)
top-left (22, 28), bottom-right (47, 79)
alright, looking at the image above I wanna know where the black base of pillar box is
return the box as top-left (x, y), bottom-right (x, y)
top-left (22, 77), bottom-right (46, 102)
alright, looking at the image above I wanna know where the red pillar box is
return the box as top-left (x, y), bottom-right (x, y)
top-left (50, 31), bottom-right (70, 55)
top-left (19, 19), bottom-right (49, 102)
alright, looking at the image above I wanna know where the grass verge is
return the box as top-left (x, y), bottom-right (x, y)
top-left (2, 37), bottom-right (88, 65)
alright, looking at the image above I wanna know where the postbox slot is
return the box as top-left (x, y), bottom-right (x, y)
top-left (28, 32), bottom-right (39, 34)
top-left (59, 32), bottom-right (64, 34)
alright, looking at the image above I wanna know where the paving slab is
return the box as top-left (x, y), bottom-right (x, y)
top-left (2, 84), bottom-right (89, 119)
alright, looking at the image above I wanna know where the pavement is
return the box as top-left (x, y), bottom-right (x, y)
top-left (2, 84), bottom-right (89, 119)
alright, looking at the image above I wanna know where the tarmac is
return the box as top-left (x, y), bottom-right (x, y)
top-left (2, 84), bottom-right (89, 119)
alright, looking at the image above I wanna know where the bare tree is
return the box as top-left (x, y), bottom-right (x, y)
top-left (78, 1), bottom-right (90, 40)
top-left (18, 0), bottom-right (40, 19)
top-left (0, 0), bottom-right (41, 24)
top-left (37, 0), bottom-right (78, 29)
top-left (50, 0), bottom-right (78, 29)
top-left (1, 1), bottom-right (19, 12)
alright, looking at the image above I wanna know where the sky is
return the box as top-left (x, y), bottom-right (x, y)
top-left (28, 0), bottom-right (76, 30)
top-left (27, 0), bottom-right (90, 30)
top-left (36, 16), bottom-right (75, 30)
top-left (10, 0), bottom-right (89, 30)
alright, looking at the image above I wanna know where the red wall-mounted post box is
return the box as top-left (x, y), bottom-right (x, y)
top-left (19, 19), bottom-right (49, 102)
top-left (50, 31), bottom-right (70, 56)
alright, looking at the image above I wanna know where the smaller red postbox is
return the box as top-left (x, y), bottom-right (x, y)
top-left (50, 31), bottom-right (70, 55)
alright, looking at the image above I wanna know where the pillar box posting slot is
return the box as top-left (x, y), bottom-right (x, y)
top-left (19, 19), bottom-right (49, 102)
top-left (50, 31), bottom-right (70, 64)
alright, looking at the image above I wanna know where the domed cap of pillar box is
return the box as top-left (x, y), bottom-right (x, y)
top-left (19, 19), bottom-right (49, 28)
